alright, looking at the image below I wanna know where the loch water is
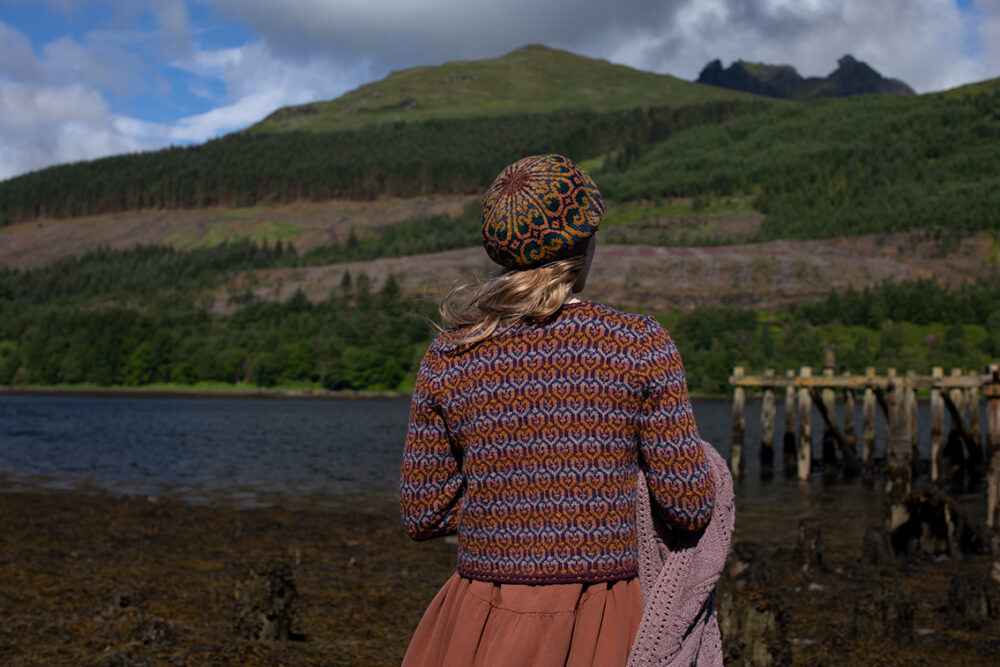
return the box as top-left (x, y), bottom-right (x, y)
top-left (0, 393), bottom-right (988, 546)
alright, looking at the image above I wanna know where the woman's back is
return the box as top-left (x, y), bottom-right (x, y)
top-left (400, 154), bottom-right (721, 666)
top-left (401, 300), bottom-right (715, 585)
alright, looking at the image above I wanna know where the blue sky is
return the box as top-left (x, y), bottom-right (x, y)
top-left (0, 0), bottom-right (996, 181)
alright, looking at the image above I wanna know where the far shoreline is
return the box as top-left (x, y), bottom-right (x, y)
top-left (0, 384), bottom-right (410, 401)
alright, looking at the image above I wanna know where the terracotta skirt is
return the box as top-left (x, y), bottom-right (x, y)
top-left (402, 573), bottom-right (642, 667)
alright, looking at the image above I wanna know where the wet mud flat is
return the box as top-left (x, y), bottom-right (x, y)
top-left (1, 489), bottom-right (998, 666)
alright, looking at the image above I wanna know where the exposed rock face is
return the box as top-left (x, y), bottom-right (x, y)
top-left (719, 587), bottom-right (792, 666)
top-left (233, 561), bottom-right (304, 642)
top-left (948, 573), bottom-right (1000, 627)
top-left (697, 54), bottom-right (916, 100)
top-left (848, 580), bottom-right (916, 646)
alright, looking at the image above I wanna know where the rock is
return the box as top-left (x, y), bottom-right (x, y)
top-left (233, 560), bottom-right (304, 641)
top-left (727, 541), bottom-right (772, 589)
top-left (719, 587), bottom-right (792, 666)
top-left (131, 617), bottom-right (174, 646)
top-left (848, 580), bottom-right (915, 646)
top-left (947, 573), bottom-right (1000, 625)
top-left (91, 651), bottom-right (150, 667)
top-left (861, 527), bottom-right (894, 565)
top-left (93, 589), bottom-right (137, 622)
top-left (795, 518), bottom-right (825, 575)
top-left (890, 486), bottom-right (984, 558)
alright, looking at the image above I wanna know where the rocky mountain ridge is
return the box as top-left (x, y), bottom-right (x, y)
top-left (697, 55), bottom-right (915, 100)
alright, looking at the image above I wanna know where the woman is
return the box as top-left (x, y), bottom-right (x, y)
top-left (400, 154), bottom-right (716, 666)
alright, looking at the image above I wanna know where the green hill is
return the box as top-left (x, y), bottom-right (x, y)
top-left (251, 44), bottom-right (763, 133)
top-left (595, 90), bottom-right (1000, 239)
top-left (0, 43), bottom-right (997, 242)
top-left (934, 76), bottom-right (1000, 98)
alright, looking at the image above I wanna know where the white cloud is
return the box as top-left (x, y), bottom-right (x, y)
top-left (0, 80), bottom-right (151, 180)
top-left (0, 10), bottom-right (367, 180)
top-left (210, 0), bottom-right (999, 93)
top-left (165, 40), bottom-right (366, 140)
top-left (0, 19), bottom-right (44, 80)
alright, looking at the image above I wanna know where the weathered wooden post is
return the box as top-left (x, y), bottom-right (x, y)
top-left (930, 367), bottom-right (944, 482)
top-left (783, 369), bottom-right (797, 475)
top-left (731, 366), bottom-right (746, 480)
top-left (886, 373), bottom-right (912, 533)
top-left (822, 358), bottom-right (837, 467)
top-left (986, 364), bottom-right (1000, 529)
top-left (950, 368), bottom-right (967, 434)
top-left (760, 369), bottom-right (775, 475)
top-left (968, 380), bottom-right (982, 467)
top-left (798, 366), bottom-right (812, 480)
top-left (843, 370), bottom-right (857, 458)
top-left (862, 367), bottom-right (877, 466)
top-left (906, 370), bottom-right (919, 464)
top-left (969, 384), bottom-right (981, 437)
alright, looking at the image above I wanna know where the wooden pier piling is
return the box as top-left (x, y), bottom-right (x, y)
top-left (930, 367), bottom-right (944, 481)
top-left (986, 365), bottom-right (1000, 529)
top-left (821, 367), bottom-right (837, 466)
top-left (843, 373), bottom-right (857, 461)
top-left (783, 369), bottom-right (797, 474)
top-left (731, 366), bottom-right (746, 479)
top-left (798, 366), bottom-right (813, 481)
top-left (862, 367), bottom-right (876, 466)
top-left (906, 370), bottom-right (919, 461)
top-left (886, 374), bottom-right (912, 532)
top-left (968, 382), bottom-right (981, 465)
top-left (727, 361), bottom-right (999, 525)
top-left (760, 369), bottom-right (775, 473)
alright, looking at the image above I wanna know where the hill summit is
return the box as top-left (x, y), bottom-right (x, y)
top-left (697, 54), bottom-right (915, 100)
top-left (250, 44), bottom-right (759, 134)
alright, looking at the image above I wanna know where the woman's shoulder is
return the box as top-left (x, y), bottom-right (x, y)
top-left (563, 300), bottom-right (665, 336)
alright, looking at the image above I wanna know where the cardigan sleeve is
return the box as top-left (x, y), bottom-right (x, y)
top-left (637, 318), bottom-right (715, 531)
top-left (399, 347), bottom-right (462, 540)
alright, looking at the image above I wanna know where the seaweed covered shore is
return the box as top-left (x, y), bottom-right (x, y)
top-left (0, 489), bottom-right (997, 666)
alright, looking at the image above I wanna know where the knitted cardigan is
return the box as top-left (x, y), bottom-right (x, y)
top-left (627, 439), bottom-right (734, 666)
top-left (400, 300), bottom-right (715, 585)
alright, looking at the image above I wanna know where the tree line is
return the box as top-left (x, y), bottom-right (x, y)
top-left (0, 100), bottom-right (769, 226)
top-left (2, 240), bottom-right (998, 394)
top-left (597, 91), bottom-right (1000, 240)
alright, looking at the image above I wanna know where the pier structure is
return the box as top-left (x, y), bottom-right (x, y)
top-left (729, 359), bottom-right (1000, 528)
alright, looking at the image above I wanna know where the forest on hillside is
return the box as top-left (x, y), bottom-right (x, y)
top-left (0, 101), bottom-right (764, 225)
top-left (2, 241), bottom-right (998, 394)
top-left (1, 90), bottom-right (998, 244)
top-left (598, 91), bottom-right (1000, 239)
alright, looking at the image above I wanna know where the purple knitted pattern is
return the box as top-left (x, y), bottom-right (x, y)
top-left (627, 440), bottom-right (734, 666)
top-left (400, 301), bottom-right (715, 585)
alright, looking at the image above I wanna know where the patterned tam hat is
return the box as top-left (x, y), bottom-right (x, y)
top-left (482, 154), bottom-right (604, 270)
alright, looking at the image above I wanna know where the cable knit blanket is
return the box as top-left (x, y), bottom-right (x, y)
top-left (627, 441), bottom-right (735, 666)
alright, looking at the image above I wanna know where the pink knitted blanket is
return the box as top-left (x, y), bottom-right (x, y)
top-left (627, 440), bottom-right (735, 666)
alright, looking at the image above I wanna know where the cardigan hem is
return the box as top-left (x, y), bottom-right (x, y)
top-left (457, 564), bottom-right (639, 586)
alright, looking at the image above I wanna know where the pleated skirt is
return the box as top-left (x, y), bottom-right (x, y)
top-left (401, 572), bottom-right (642, 667)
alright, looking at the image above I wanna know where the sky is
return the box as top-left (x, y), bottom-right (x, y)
top-left (0, 0), bottom-right (997, 181)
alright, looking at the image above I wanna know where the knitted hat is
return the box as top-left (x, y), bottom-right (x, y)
top-left (481, 154), bottom-right (603, 270)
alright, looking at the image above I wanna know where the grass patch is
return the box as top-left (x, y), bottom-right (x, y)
top-left (251, 44), bottom-right (762, 134)
top-left (164, 220), bottom-right (302, 250)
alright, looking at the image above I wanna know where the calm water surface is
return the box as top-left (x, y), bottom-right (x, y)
top-left (0, 394), bottom-right (987, 546)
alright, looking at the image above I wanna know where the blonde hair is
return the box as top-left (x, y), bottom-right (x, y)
top-left (440, 254), bottom-right (587, 346)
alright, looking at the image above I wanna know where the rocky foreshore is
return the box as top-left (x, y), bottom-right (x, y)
top-left (1, 489), bottom-right (997, 666)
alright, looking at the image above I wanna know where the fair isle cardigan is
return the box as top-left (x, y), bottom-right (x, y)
top-left (399, 300), bottom-right (716, 585)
